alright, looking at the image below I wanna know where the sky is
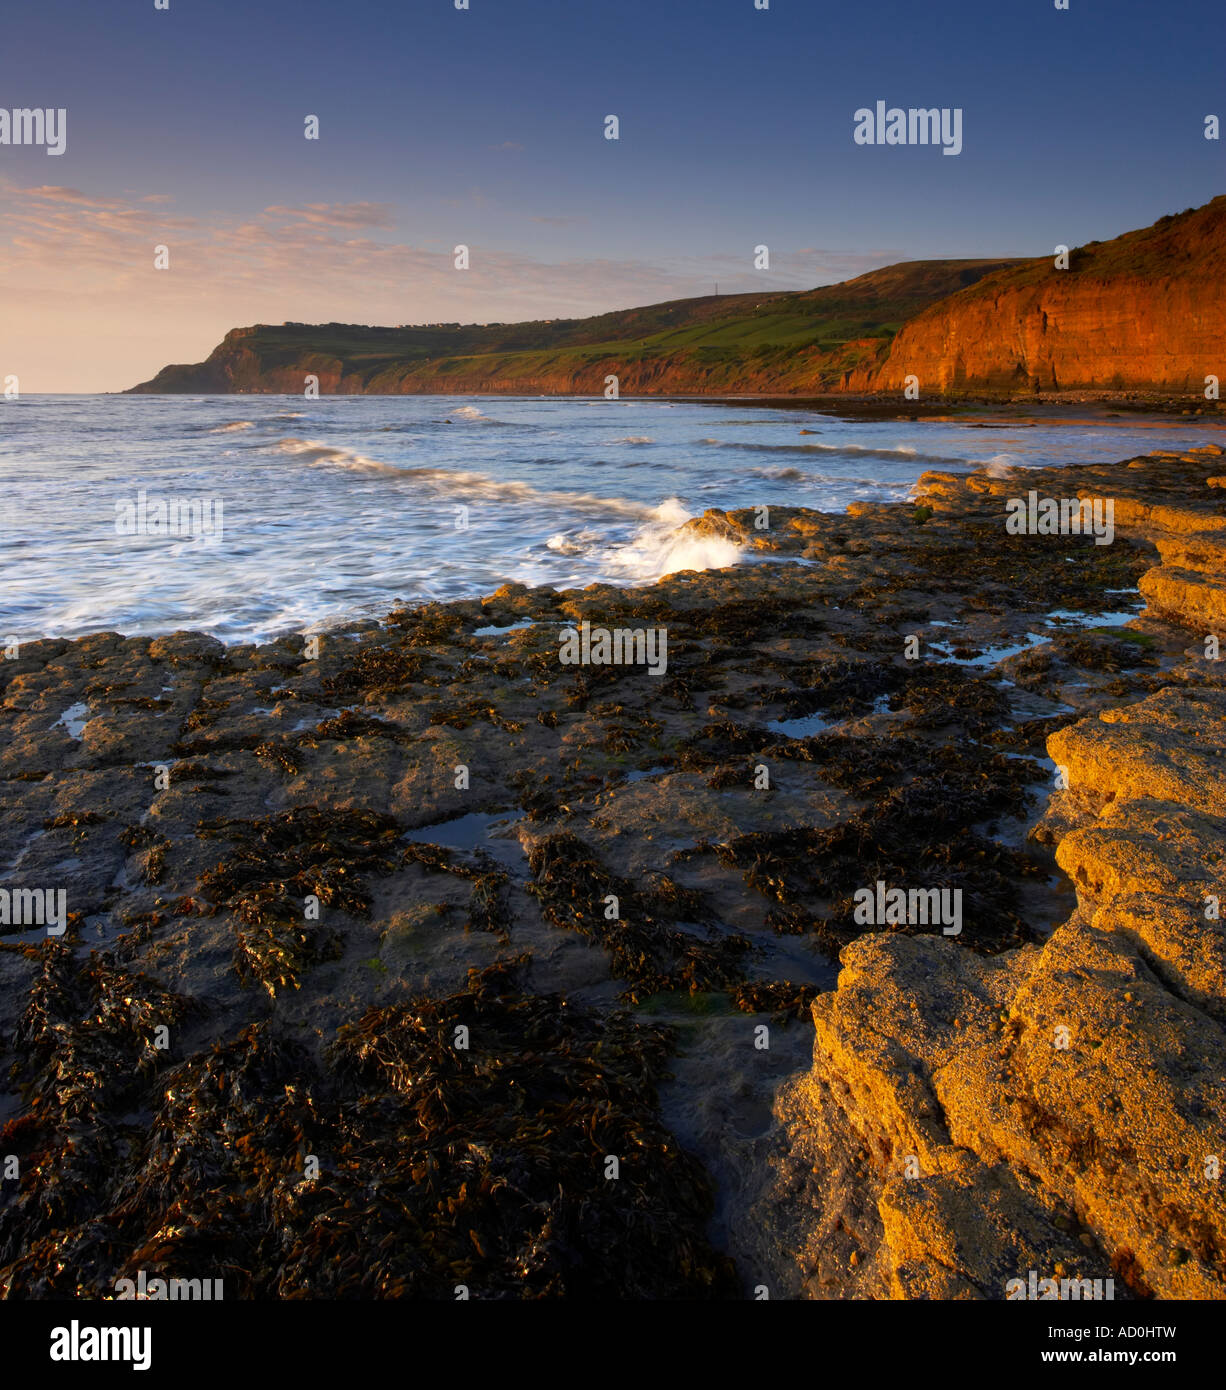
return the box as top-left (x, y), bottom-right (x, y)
top-left (0, 0), bottom-right (1222, 391)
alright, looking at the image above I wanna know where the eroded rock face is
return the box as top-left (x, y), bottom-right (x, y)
top-left (1140, 567), bottom-right (1226, 631)
top-left (745, 449), bottom-right (1226, 1301)
top-left (127, 202), bottom-right (1226, 404)
top-left (869, 199), bottom-right (1226, 395)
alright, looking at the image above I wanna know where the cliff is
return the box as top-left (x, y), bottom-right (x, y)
top-left (125, 260), bottom-right (1016, 396)
top-left (865, 197), bottom-right (1226, 395)
top-left (127, 197), bottom-right (1226, 399)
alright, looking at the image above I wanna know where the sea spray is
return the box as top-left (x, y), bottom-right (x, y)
top-left (3, 395), bottom-right (1201, 642)
top-left (602, 498), bottom-right (742, 581)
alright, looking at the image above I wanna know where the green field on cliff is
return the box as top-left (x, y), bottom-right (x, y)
top-left (128, 258), bottom-right (1022, 394)
top-left (128, 197), bottom-right (1226, 396)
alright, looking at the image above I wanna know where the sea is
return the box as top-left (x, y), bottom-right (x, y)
top-left (0, 394), bottom-right (1219, 645)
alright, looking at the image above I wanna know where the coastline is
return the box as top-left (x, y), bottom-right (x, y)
top-left (113, 385), bottom-right (1226, 422)
top-left (1, 443), bottom-right (1224, 1298)
top-left (103, 385), bottom-right (1226, 422)
top-left (122, 196), bottom-right (1226, 406)
top-left (670, 393), bottom-right (1226, 421)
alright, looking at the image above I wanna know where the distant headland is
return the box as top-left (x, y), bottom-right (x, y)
top-left (127, 197), bottom-right (1226, 403)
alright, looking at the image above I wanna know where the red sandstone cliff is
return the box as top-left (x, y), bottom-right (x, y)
top-left (128, 199), bottom-right (1226, 399)
top-left (863, 197), bottom-right (1226, 395)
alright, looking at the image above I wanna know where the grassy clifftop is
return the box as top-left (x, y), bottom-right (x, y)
top-left (125, 259), bottom-right (1020, 396)
top-left (126, 196), bottom-right (1226, 397)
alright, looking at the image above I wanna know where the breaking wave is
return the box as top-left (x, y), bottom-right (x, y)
top-left (438, 405), bottom-right (534, 429)
top-left (983, 453), bottom-right (1022, 476)
top-left (269, 437), bottom-right (665, 515)
top-left (602, 498), bottom-right (742, 581)
top-left (699, 438), bottom-right (970, 465)
top-left (271, 438), bottom-right (403, 473)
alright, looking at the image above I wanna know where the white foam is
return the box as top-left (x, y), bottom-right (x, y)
top-left (603, 498), bottom-right (742, 580)
top-left (271, 437), bottom-right (664, 516)
top-left (272, 437), bottom-right (402, 472)
top-left (546, 527), bottom-right (606, 554)
top-left (982, 453), bottom-right (1021, 476)
top-left (210, 421), bottom-right (254, 433)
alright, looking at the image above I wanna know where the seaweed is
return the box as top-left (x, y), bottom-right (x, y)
top-left (527, 832), bottom-right (752, 1001)
top-left (195, 807), bottom-right (402, 994)
top-left (710, 741), bottom-right (1046, 954)
top-left (0, 961), bottom-right (737, 1299)
top-left (321, 641), bottom-right (426, 697)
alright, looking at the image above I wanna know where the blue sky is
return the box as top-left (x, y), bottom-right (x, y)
top-left (1, 0), bottom-right (1222, 389)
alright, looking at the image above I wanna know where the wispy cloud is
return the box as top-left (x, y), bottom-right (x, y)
top-left (17, 185), bottom-right (128, 209)
top-left (262, 201), bottom-right (395, 228)
top-left (0, 182), bottom-right (899, 391)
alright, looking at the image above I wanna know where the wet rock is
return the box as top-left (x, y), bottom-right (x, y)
top-left (2, 446), bottom-right (1223, 1300)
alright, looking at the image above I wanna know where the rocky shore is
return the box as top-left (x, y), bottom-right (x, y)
top-left (1, 443), bottom-right (1223, 1299)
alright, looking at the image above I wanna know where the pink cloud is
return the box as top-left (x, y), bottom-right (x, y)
top-left (262, 201), bottom-right (395, 228)
top-left (0, 182), bottom-right (902, 391)
top-left (16, 185), bottom-right (126, 209)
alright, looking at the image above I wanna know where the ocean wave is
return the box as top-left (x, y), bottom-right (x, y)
top-left (269, 437), bottom-right (663, 515)
top-left (610, 435), bottom-right (654, 445)
top-left (749, 466), bottom-right (885, 486)
top-left (602, 498), bottom-right (742, 581)
top-left (271, 438), bottom-right (403, 473)
top-left (439, 406), bottom-right (534, 428)
top-left (546, 528), bottom-right (607, 556)
top-left (209, 421), bottom-right (255, 433)
top-left (699, 438), bottom-right (970, 465)
top-left (983, 453), bottom-right (1022, 476)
